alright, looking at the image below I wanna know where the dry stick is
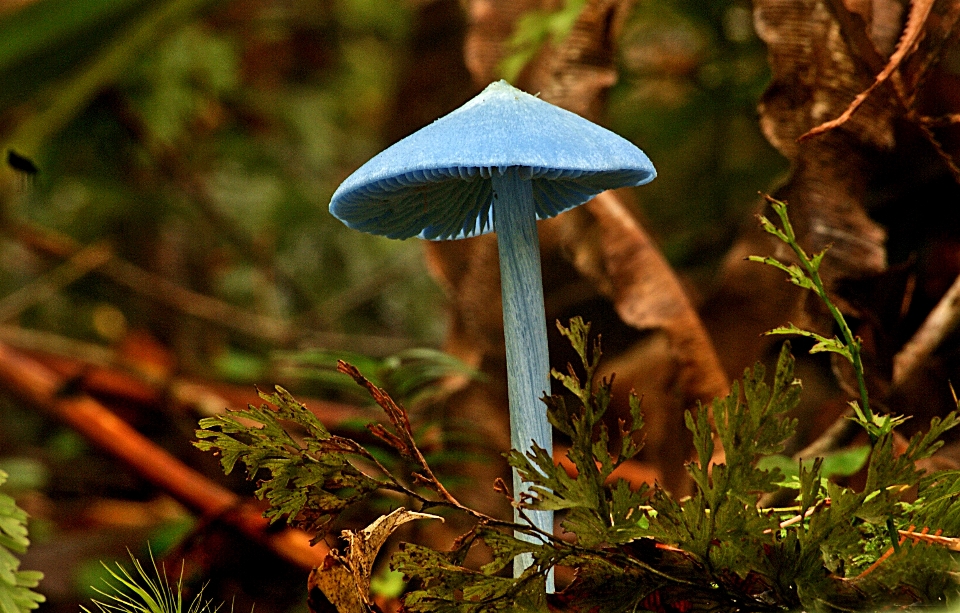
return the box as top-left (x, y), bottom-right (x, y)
top-left (106, 256), bottom-right (292, 342)
top-left (11, 222), bottom-right (293, 343)
top-left (336, 360), bottom-right (462, 507)
top-left (762, 500), bottom-right (830, 534)
top-left (0, 324), bottom-right (116, 367)
top-left (800, 0), bottom-right (935, 142)
top-left (914, 121), bottom-right (960, 185)
top-left (807, 0), bottom-right (960, 181)
top-left (10, 223), bottom-right (414, 354)
top-left (892, 271), bottom-right (960, 388)
top-left (898, 527), bottom-right (956, 550)
top-left (0, 324), bottom-right (369, 429)
top-left (821, 0), bottom-right (954, 182)
top-left (0, 242), bottom-right (113, 322)
top-left (0, 340), bottom-right (329, 570)
top-left (922, 113), bottom-right (960, 127)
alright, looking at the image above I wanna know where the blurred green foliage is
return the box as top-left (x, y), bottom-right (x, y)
top-left (0, 2), bottom-right (437, 611)
top-left (1, 0), bottom-right (441, 382)
top-left (609, 0), bottom-right (786, 277)
top-left (500, 0), bottom-right (587, 81)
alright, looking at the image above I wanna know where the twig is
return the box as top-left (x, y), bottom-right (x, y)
top-left (336, 360), bottom-right (463, 508)
top-left (0, 242), bottom-right (113, 322)
top-left (921, 113), bottom-right (960, 127)
top-left (856, 526), bottom-right (959, 580)
top-left (802, 0), bottom-right (960, 181)
top-left (856, 526), bottom-right (914, 580)
top-left (11, 221), bottom-right (294, 343)
top-left (107, 256), bottom-right (293, 341)
top-left (0, 323), bottom-right (371, 426)
top-left (331, 359), bottom-right (536, 536)
top-left (10, 222), bottom-right (417, 355)
top-left (893, 271), bottom-right (960, 387)
top-left (794, 407), bottom-right (859, 461)
top-left (0, 340), bottom-right (329, 569)
top-left (0, 324), bottom-right (116, 366)
top-left (913, 120), bottom-right (960, 185)
top-left (799, 0), bottom-right (936, 142)
top-left (763, 499), bottom-right (830, 533)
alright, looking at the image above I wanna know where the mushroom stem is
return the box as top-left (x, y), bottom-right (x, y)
top-left (491, 166), bottom-right (554, 588)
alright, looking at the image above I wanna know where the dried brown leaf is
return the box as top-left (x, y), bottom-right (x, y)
top-left (755, 0), bottom-right (899, 155)
top-left (801, 0), bottom-right (936, 141)
top-left (307, 508), bottom-right (442, 613)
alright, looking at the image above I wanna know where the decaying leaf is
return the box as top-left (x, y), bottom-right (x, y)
top-left (753, 0), bottom-right (893, 287)
top-left (308, 508), bottom-right (442, 613)
top-left (706, 0), bottom-right (960, 449)
top-left (308, 555), bottom-right (362, 613)
top-left (801, 0), bottom-right (960, 152)
top-left (748, 0), bottom-right (960, 286)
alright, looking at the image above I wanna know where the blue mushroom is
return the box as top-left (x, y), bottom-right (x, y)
top-left (329, 80), bottom-right (655, 584)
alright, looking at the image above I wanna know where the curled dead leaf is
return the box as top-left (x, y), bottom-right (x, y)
top-left (307, 508), bottom-right (442, 613)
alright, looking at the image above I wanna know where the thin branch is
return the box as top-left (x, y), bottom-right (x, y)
top-left (893, 271), bottom-right (960, 388)
top-left (10, 222), bottom-right (417, 354)
top-left (0, 324), bottom-right (116, 366)
top-left (0, 241), bottom-right (113, 322)
top-left (801, 0), bottom-right (960, 181)
top-left (913, 120), bottom-right (960, 185)
top-left (0, 339), bottom-right (329, 569)
top-left (799, 0), bottom-right (936, 142)
top-left (763, 499), bottom-right (830, 533)
top-left (329, 359), bottom-right (537, 533)
top-left (336, 359), bottom-right (463, 508)
top-left (11, 221), bottom-right (294, 343)
top-left (0, 323), bottom-right (371, 426)
top-left (107, 255), bottom-right (294, 341)
top-left (898, 527), bottom-right (957, 550)
top-left (920, 113), bottom-right (960, 127)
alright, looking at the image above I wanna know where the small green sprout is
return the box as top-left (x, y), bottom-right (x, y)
top-left (82, 552), bottom-right (224, 613)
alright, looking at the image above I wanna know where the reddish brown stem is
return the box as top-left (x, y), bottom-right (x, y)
top-left (0, 341), bottom-right (329, 570)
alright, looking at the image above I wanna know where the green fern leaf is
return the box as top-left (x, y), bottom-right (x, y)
top-left (0, 471), bottom-right (44, 613)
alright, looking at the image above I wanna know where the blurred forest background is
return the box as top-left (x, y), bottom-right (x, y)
top-left (2, 0), bottom-right (960, 611)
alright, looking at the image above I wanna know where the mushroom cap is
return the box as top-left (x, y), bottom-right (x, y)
top-left (329, 80), bottom-right (656, 240)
